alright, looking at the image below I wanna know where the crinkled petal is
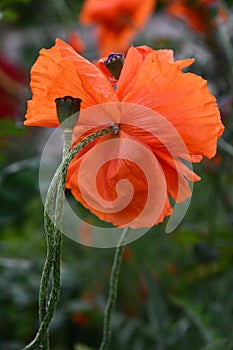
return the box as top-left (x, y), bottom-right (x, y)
top-left (116, 46), bottom-right (145, 100)
top-left (122, 52), bottom-right (224, 158)
top-left (66, 101), bottom-right (202, 227)
top-left (66, 126), bottom-right (170, 228)
top-left (117, 47), bottom-right (184, 100)
top-left (166, 4), bottom-right (208, 33)
top-left (80, 0), bottom-right (156, 56)
top-left (24, 39), bottom-right (117, 127)
top-left (118, 102), bottom-right (200, 202)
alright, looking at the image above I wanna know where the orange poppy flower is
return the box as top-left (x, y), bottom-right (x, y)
top-left (79, 0), bottom-right (156, 56)
top-left (24, 39), bottom-right (224, 228)
top-left (163, 0), bottom-right (227, 33)
top-left (67, 31), bottom-right (85, 54)
top-left (71, 311), bottom-right (90, 326)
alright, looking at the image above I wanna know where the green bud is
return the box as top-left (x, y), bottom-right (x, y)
top-left (104, 53), bottom-right (125, 80)
top-left (55, 96), bottom-right (82, 131)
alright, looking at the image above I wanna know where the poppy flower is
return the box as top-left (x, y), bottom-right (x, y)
top-left (71, 311), bottom-right (90, 326)
top-left (24, 39), bottom-right (224, 228)
top-left (68, 31), bottom-right (85, 54)
top-left (163, 0), bottom-right (227, 34)
top-left (79, 0), bottom-right (156, 56)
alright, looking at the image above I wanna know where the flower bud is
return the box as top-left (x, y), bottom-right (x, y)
top-left (104, 53), bottom-right (124, 80)
top-left (55, 96), bottom-right (82, 131)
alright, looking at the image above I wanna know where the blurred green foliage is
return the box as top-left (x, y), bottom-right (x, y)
top-left (0, 0), bottom-right (233, 349)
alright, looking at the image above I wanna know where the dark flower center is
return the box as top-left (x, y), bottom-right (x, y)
top-left (104, 53), bottom-right (125, 80)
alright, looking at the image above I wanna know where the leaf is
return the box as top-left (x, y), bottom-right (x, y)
top-left (143, 271), bottom-right (170, 347)
top-left (2, 8), bottom-right (18, 21)
top-left (171, 297), bottom-right (213, 345)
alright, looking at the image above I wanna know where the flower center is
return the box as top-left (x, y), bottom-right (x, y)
top-left (104, 53), bottom-right (125, 80)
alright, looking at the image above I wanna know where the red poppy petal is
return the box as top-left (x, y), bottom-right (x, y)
top-left (118, 103), bottom-right (200, 202)
top-left (122, 52), bottom-right (224, 158)
top-left (25, 39), bottom-right (117, 127)
top-left (66, 101), bottom-right (201, 227)
top-left (66, 127), bottom-right (169, 228)
top-left (79, 0), bottom-right (156, 56)
top-left (117, 47), bottom-right (181, 100)
top-left (116, 46), bottom-right (145, 100)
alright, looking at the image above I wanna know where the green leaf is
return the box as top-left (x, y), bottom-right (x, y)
top-left (2, 8), bottom-right (18, 21)
top-left (171, 297), bottom-right (213, 345)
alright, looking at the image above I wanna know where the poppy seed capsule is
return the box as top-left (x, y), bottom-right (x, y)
top-left (111, 122), bottom-right (120, 134)
top-left (104, 53), bottom-right (124, 80)
top-left (55, 96), bottom-right (82, 130)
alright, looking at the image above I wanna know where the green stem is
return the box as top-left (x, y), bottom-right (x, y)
top-left (218, 137), bottom-right (233, 157)
top-left (41, 131), bottom-right (73, 349)
top-left (39, 214), bottom-right (53, 350)
top-left (23, 132), bottom-right (72, 350)
top-left (39, 125), bottom-right (116, 332)
top-left (215, 13), bottom-right (233, 88)
top-left (38, 212), bottom-right (58, 332)
top-left (99, 227), bottom-right (131, 350)
top-left (22, 124), bottom-right (118, 350)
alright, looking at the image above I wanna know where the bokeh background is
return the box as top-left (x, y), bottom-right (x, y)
top-left (0, 0), bottom-right (233, 349)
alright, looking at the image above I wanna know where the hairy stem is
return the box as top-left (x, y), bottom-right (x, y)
top-left (22, 124), bottom-right (118, 350)
top-left (99, 226), bottom-right (131, 350)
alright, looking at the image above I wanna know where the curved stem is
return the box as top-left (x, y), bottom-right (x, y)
top-left (22, 124), bottom-right (118, 350)
top-left (39, 125), bottom-right (116, 327)
top-left (23, 132), bottom-right (72, 350)
top-left (41, 131), bottom-right (73, 349)
top-left (99, 227), bottom-right (131, 350)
